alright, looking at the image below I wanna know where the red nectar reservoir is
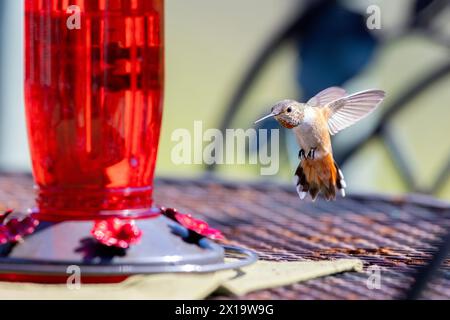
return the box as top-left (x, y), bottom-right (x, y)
top-left (24, 0), bottom-right (164, 220)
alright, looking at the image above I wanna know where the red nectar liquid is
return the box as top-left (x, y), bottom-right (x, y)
top-left (24, 0), bottom-right (164, 220)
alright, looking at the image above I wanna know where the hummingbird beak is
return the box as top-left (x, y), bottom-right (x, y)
top-left (254, 113), bottom-right (275, 124)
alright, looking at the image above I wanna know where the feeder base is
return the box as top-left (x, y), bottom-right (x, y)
top-left (0, 213), bottom-right (257, 283)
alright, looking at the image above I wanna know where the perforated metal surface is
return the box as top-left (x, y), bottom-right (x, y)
top-left (0, 174), bottom-right (449, 299)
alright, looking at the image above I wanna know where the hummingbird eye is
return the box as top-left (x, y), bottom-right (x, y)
top-left (286, 107), bottom-right (292, 113)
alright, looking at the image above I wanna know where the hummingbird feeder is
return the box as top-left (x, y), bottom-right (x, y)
top-left (0, 0), bottom-right (256, 283)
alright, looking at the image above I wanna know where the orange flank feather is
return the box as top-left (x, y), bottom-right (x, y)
top-left (295, 153), bottom-right (346, 201)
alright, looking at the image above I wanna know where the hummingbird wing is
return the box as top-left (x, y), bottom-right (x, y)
top-left (325, 89), bottom-right (385, 135)
top-left (306, 87), bottom-right (347, 107)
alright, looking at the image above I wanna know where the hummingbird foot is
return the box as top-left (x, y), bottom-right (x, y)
top-left (307, 148), bottom-right (316, 159)
top-left (298, 149), bottom-right (306, 160)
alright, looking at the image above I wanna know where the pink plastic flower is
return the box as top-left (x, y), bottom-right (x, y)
top-left (0, 209), bottom-right (39, 244)
top-left (161, 208), bottom-right (224, 240)
top-left (91, 218), bottom-right (142, 249)
top-left (0, 224), bottom-right (10, 245)
top-left (0, 209), bottom-right (14, 224)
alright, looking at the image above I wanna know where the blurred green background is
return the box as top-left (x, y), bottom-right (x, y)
top-left (0, 0), bottom-right (449, 198)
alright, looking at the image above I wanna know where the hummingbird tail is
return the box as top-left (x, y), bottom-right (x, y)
top-left (294, 153), bottom-right (346, 201)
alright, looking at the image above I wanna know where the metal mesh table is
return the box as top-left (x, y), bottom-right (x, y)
top-left (1, 173), bottom-right (449, 299)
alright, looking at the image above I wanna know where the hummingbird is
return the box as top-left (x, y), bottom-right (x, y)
top-left (255, 87), bottom-right (385, 201)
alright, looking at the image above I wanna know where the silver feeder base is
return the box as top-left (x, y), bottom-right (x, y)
top-left (0, 214), bottom-right (257, 282)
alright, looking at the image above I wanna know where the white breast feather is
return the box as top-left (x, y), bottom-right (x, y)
top-left (303, 107), bottom-right (316, 125)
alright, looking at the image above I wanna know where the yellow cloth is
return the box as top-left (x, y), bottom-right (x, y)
top-left (0, 259), bottom-right (362, 299)
top-left (220, 259), bottom-right (363, 296)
